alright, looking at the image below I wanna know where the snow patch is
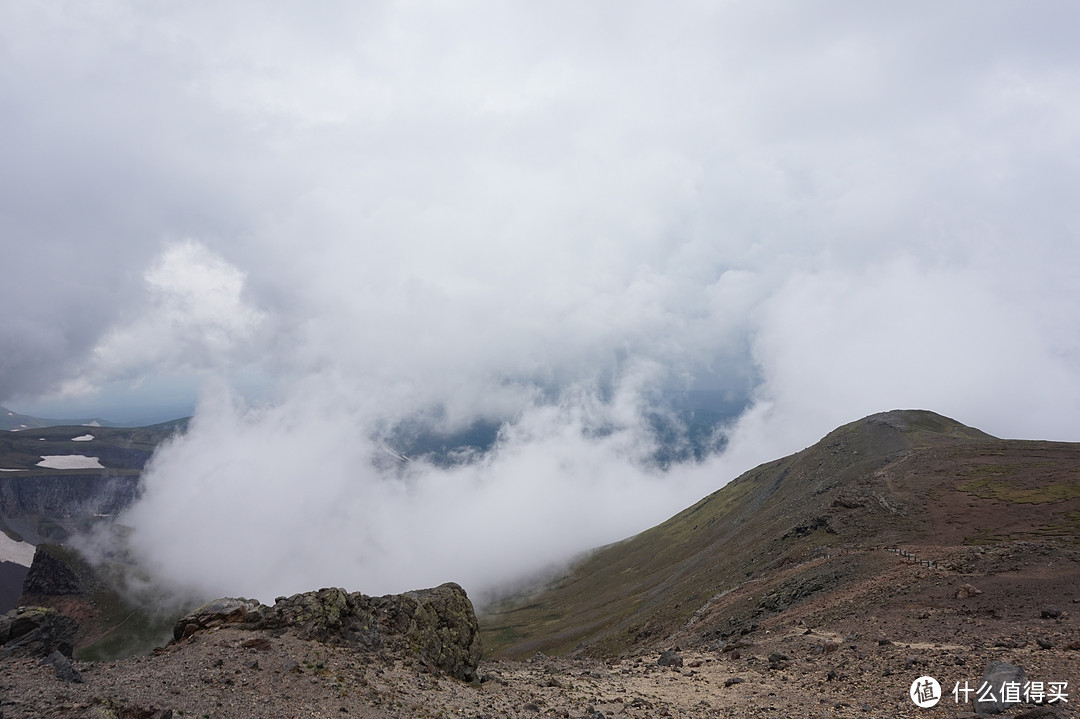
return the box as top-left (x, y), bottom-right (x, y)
top-left (0, 533), bottom-right (35, 567)
top-left (72, 434), bottom-right (95, 442)
top-left (36, 455), bottom-right (105, 470)
top-left (0, 468), bottom-right (27, 472)
top-left (85, 421), bottom-right (102, 427)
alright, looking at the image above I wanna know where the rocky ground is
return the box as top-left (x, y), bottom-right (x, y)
top-left (1, 620), bottom-right (1077, 718)
top-left (2, 543), bottom-right (1078, 719)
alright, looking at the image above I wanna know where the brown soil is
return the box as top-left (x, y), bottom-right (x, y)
top-left (3, 542), bottom-right (1078, 719)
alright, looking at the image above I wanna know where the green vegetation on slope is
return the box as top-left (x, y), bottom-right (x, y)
top-left (481, 409), bottom-right (1079, 659)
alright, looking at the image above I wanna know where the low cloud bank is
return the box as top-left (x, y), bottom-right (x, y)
top-left (118, 251), bottom-right (1080, 604)
top-left (2, 3), bottom-right (1078, 602)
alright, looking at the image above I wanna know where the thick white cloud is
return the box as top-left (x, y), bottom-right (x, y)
top-left (4, 2), bottom-right (1080, 599)
top-left (51, 240), bottom-right (266, 400)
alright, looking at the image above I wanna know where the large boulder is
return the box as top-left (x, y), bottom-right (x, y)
top-left (974, 661), bottom-right (1027, 715)
top-left (173, 582), bottom-right (483, 682)
top-left (0, 606), bottom-right (79, 658)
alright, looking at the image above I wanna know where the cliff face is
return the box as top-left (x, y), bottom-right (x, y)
top-left (0, 474), bottom-right (139, 517)
top-left (0, 419), bottom-right (183, 544)
top-left (0, 474), bottom-right (140, 542)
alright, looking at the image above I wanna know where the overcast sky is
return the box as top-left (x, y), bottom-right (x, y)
top-left (4, 2), bottom-right (1080, 601)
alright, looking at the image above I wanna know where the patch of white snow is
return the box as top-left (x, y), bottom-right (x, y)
top-left (0, 533), bottom-right (35, 567)
top-left (72, 434), bottom-right (95, 442)
top-left (36, 455), bottom-right (105, 470)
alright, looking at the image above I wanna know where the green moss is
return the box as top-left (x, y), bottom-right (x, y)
top-left (958, 476), bottom-right (1080, 504)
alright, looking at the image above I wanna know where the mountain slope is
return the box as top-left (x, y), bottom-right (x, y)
top-left (482, 409), bottom-right (1080, 658)
top-left (0, 406), bottom-right (120, 431)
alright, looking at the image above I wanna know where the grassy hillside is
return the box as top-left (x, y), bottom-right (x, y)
top-left (481, 409), bottom-right (1080, 658)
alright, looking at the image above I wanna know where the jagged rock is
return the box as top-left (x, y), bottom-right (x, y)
top-left (831, 495), bottom-right (864, 509)
top-left (0, 606), bottom-right (79, 658)
top-left (1040, 606), bottom-right (1062, 619)
top-left (174, 582), bottom-right (482, 682)
top-left (40, 648), bottom-right (82, 682)
top-left (768, 653), bottom-right (791, 670)
top-left (657, 650), bottom-right (683, 667)
top-left (782, 515), bottom-right (836, 540)
top-left (974, 661), bottom-right (1026, 715)
top-left (173, 597), bottom-right (262, 641)
top-left (21, 547), bottom-right (84, 596)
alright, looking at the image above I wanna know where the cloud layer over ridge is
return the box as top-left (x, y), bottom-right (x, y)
top-left (3, 2), bottom-right (1080, 600)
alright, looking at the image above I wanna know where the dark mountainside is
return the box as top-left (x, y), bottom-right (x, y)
top-left (483, 410), bottom-right (1079, 657)
top-left (1, 409), bottom-right (1079, 718)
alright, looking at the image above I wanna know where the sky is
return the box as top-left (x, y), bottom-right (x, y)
top-left (3, 1), bottom-right (1080, 603)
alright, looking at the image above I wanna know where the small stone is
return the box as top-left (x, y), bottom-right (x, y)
top-left (955, 583), bottom-right (982, 600)
top-left (1040, 607), bottom-right (1063, 619)
top-left (241, 636), bottom-right (272, 651)
top-left (723, 676), bottom-right (744, 687)
top-left (1036, 637), bottom-right (1053, 650)
top-left (657, 650), bottom-right (683, 667)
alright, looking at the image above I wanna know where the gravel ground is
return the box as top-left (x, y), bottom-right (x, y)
top-left (2, 617), bottom-right (1078, 719)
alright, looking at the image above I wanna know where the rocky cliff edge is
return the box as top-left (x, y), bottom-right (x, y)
top-left (172, 582), bottom-right (482, 683)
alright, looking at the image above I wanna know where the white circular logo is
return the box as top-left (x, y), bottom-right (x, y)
top-left (910, 676), bottom-right (942, 708)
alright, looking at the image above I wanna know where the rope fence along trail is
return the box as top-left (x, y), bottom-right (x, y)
top-left (883, 546), bottom-right (937, 568)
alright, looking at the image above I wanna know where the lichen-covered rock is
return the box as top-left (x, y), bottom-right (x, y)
top-left (172, 597), bottom-right (262, 641)
top-left (174, 583), bottom-right (482, 682)
top-left (401, 583), bottom-right (483, 682)
top-left (0, 606), bottom-right (79, 658)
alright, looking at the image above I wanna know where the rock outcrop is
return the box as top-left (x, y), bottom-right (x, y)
top-left (0, 605), bottom-right (79, 659)
top-left (173, 582), bottom-right (483, 682)
top-left (21, 545), bottom-right (86, 596)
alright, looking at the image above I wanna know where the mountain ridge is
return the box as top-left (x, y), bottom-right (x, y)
top-left (4, 408), bottom-right (1079, 718)
top-left (481, 409), bottom-right (1079, 658)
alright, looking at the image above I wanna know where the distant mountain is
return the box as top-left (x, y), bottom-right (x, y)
top-left (0, 418), bottom-right (188, 547)
top-left (482, 409), bottom-right (1080, 658)
top-left (0, 406), bottom-right (121, 431)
